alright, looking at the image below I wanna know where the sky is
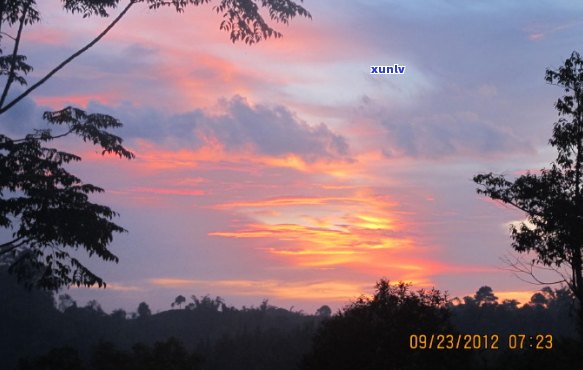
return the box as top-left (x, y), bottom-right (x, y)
top-left (3, 0), bottom-right (583, 314)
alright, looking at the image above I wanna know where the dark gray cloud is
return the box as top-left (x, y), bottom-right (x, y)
top-left (197, 96), bottom-right (350, 162)
top-left (354, 90), bottom-right (534, 159)
top-left (380, 111), bottom-right (531, 158)
top-left (90, 95), bottom-right (351, 163)
top-left (0, 94), bottom-right (45, 136)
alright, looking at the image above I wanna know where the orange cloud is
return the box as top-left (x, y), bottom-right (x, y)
top-left (150, 277), bottom-right (370, 302)
top-left (150, 278), bottom-right (199, 287)
top-left (146, 51), bottom-right (261, 109)
top-left (113, 139), bottom-right (353, 177)
top-left (208, 188), bottom-right (424, 275)
top-left (129, 186), bottom-right (205, 197)
top-left (105, 283), bottom-right (144, 292)
top-left (213, 196), bottom-right (367, 209)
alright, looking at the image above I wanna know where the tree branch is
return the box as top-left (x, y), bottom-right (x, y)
top-left (0, 1), bottom-right (4, 40)
top-left (11, 127), bottom-right (76, 143)
top-left (500, 253), bottom-right (569, 287)
top-left (505, 199), bottom-right (542, 217)
top-left (0, 236), bottom-right (27, 256)
top-left (0, 0), bottom-right (136, 115)
top-left (484, 193), bottom-right (544, 219)
top-left (0, 31), bottom-right (16, 41)
top-left (0, 2), bottom-right (29, 109)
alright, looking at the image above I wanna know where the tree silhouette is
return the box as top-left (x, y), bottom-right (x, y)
top-left (301, 279), bottom-right (469, 370)
top-left (501, 298), bottom-right (520, 310)
top-left (172, 294), bottom-right (186, 309)
top-left (0, 107), bottom-right (134, 289)
top-left (137, 301), bottom-right (151, 318)
top-left (474, 51), bottom-right (583, 335)
top-left (0, 0), bottom-right (311, 290)
top-left (189, 294), bottom-right (223, 312)
top-left (110, 308), bottom-right (127, 321)
top-left (474, 286), bottom-right (498, 306)
top-left (530, 292), bottom-right (548, 307)
top-left (315, 305), bottom-right (332, 318)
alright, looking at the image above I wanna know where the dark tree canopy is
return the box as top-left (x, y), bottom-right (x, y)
top-left (474, 286), bottom-right (498, 306)
top-left (172, 295), bottom-right (186, 308)
top-left (0, 0), bottom-right (310, 290)
top-left (137, 301), bottom-right (151, 318)
top-left (474, 51), bottom-right (583, 332)
top-left (301, 279), bottom-right (469, 370)
top-left (315, 304), bottom-right (331, 318)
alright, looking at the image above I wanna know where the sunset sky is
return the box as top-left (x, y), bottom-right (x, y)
top-left (3, 0), bottom-right (583, 314)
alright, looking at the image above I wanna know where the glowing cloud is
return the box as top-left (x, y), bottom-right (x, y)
top-left (150, 277), bottom-right (371, 302)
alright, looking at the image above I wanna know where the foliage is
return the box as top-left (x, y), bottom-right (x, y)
top-left (58, 0), bottom-right (311, 44)
top-left (315, 304), bottom-right (331, 318)
top-left (137, 301), bottom-right (151, 318)
top-left (301, 279), bottom-right (469, 370)
top-left (1, 269), bottom-right (319, 369)
top-left (474, 51), bottom-right (583, 331)
top-left (0, 0), bottom-right (310, 290)
top-left (451, 285), bottom-right (577, 338)
top-left (184, 294), bottom-right (225, 312)
top-left (172, 295), bottom-right (186, 308)
top-left (474, 285), bottom-right (498, 306)
top-left (450, 285), bottom-right (580, 369)
top-left (0, 108), bottom-right (133, 289)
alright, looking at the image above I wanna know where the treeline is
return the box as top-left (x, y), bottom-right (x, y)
top-left (303, 281), bottom-right (580, 370)
top-left (1, 270), bottom-right (581, 370)
top-left (450, 285), bottom-right (578, 338)
top-left (0, 270), bottom-right (318, 370)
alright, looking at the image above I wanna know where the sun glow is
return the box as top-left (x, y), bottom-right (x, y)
top-left (354, 214), bottom-right (394, 230)
top-left (209, 188), bottom-right (419, 272)
top-left (150, 277), bottom-right (370, 301)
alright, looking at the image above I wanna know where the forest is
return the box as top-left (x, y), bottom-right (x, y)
top-left (1, 268), bottom-right (581, 370)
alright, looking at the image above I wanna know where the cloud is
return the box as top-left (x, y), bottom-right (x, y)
top-left (88, 95), bottom-right (351, 164)
top-left (350, 87), bottom-right (535, 159)
top-left (207, 190), bottom-right (423, 274)
top-left (187, 96), bottom-right (350, 162)
top-left (149, 277), bottom-right (372, 302)
top-left (380, 110), bottom-right (528, 158)
top-left (0, 95), bottom-right (45, 136)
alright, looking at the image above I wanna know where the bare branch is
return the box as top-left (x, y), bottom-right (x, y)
top-left (0, 3), bottom-right (29, 108)
top-left (0, 31), bottom-right (16, 41)
top-left (0, 0), bottom-right (136, 115)
top-left (500, 253), bottom-right (569, 287)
